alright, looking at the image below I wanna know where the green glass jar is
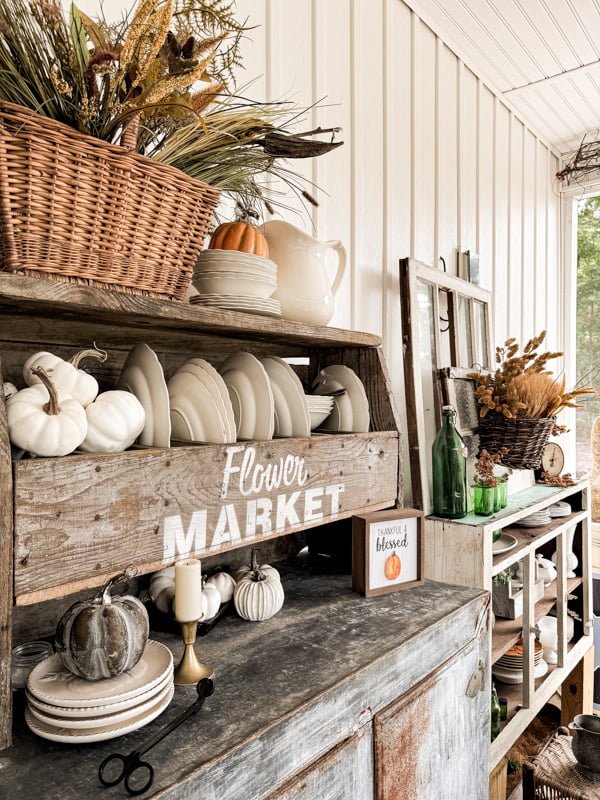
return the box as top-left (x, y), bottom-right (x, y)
top-left (497, 478), bottom-right (508, 509)
top-left (473, 484), bottom-right (495, 516)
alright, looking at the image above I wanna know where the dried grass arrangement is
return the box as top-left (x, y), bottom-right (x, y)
top-left (0, 0), bottom-right (341, 215)
top-left (468, 331), bottom-right (594, 423)
top-left (468, 331), bottom-right (595, 470)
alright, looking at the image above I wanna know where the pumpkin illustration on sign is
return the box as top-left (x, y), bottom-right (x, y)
top-left (385, 552), bottom-right (401, 581)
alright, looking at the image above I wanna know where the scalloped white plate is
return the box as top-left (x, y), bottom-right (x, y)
top-left (27, 640), bottom-right (173, 708)
top-left (219, 352), bottom-right (274, 441)
top-left (117, 344), bottom-right (171, 447)
top-left (262, 357), bottom-right (310, 438)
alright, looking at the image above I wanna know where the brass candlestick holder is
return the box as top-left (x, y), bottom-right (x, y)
top-left (173, 620), bottom-right (214, 686)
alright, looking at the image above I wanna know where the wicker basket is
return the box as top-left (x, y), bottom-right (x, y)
top-left (0, 102), bottom-right (221, 300)
top-left (478, 413), bottom-right (555, 470)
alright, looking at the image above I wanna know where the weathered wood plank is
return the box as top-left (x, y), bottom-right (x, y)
top-left (0, 273), bottom-right (382, 348)
top-left (14, 433), bottom-right (399, 603)
top-left (0, 356), bottom-right (13, 749)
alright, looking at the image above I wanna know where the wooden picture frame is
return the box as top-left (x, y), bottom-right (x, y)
top-left (352, 508), bottom-right (424, 597)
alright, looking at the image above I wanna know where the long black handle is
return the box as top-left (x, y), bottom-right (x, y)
top-left (137, 678), bottom-right (215, 758)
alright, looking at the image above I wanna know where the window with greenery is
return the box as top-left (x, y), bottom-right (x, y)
top-left (576, 196), bottom-right (600, 477)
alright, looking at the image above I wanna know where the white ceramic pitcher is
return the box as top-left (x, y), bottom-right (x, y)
top-left (261, 220), bottom-right (346, 326)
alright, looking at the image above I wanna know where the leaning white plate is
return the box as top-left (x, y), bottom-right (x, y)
top-left (175, 358), bottom-right (236, 442)
top-left (220, 352), bottom-right (274, 441)
top-left (25, 668), bottom-right (173, 719)
top-left (312, 365), bottom-right (370, 433)
top-left (492, 533), bottom-right (518, 555)
top-left (27, 640), bottom-right (173, 708)
top-left (311, 374), bottom-right (353, 432)
top-left (168, 371), bottom-right (228, 443)
top-left (117, 344), bottom-right (171, 447)
top-left (25, 684), bottom-right (174, 744)
top-left (262, 356), bottom-right (310, 438)
top-left (27, 678), bottom-right (174, 730)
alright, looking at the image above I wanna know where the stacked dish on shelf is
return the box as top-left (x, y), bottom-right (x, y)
top-left (189, 250), bottom-right (281, 318)
top-left (492, 638), bottom-right (547, 685)
top-left (24, 641), bottom-right (174, 743)
top-left (116, 344), bottom-right (370, 445)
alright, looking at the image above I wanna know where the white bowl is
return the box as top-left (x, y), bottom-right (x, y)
top-left (192, 273), bottom-right (277, 299)
top-left (309, 407), bottom-right (333, 430)
top-left (306, 395), bottom-right (335, 410)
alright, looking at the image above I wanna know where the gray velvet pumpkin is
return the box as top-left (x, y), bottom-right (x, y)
top-left (55, 569), bottom-right (149, 681)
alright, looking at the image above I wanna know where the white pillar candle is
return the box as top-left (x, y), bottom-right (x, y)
top-left (174, 558), bottom-right (203, 622)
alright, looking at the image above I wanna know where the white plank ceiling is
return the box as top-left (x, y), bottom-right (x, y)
top-left (407, 0), bottom-right (600, 158)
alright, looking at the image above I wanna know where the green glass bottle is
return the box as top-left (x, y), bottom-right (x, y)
top-left (490, 681), bottom-right (501, 741)
top-left (432, 405), bottom-right (468, 519)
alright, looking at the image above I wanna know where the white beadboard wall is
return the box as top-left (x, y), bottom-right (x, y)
top-left (236, 0), bottom-right (563, 490)
top-left (73, 0), bottom-right (565, 497)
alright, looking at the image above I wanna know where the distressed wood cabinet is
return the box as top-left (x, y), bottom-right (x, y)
top-left (425, 481), bottom-right (594, 776)
top-left (0, 566), bottom-right (490, 800)
top-left (0, 273), bottom-right (403, 750)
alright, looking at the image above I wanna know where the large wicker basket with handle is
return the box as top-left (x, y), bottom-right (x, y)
top-left (478, 413), bottom-right (555, 470)
top-left (0, 102), bottom-right (221, 300)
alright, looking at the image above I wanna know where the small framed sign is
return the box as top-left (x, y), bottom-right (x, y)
top-left (352, 508), bottom-right (424, 597)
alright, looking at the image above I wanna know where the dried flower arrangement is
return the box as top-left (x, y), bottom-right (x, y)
top-left (0, 0), bottom-right (342, 215)
top-left (473, 448), bottom-right (509, 488)
top-left (468, 331), bottom-right (594, 427)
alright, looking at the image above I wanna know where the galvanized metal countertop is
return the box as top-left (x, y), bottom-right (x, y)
top-left (0, 559), bottom-right (488, 800)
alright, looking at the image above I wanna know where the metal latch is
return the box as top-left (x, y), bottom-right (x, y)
top-left (466, 660), bottom-right (486, 697)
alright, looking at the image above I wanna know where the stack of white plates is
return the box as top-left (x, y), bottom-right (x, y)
top-left (492, 638), bottom-right (548, 684)
top-left (190, 294), bottom-right (282, 318)
top-left (168, 357), bottom-right (237, 444)
top-left (519, 510), bottom-right (552, 527)
top-left (548, 501), bottom-right (571, 518)
top-left (311, 365), bottom-right (370, 433)
top-left (191, 250), bottom-right (280, 317)
top-left (306, 395), bottom-right (335, 430)
top-left (24, 641), bottom-right (174, 743)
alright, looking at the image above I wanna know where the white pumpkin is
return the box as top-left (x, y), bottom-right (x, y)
top-left (7, 368), bottom-right (87, 457)
top-left (233, 551), bottom-right (284, 621)
top-left (3, 381), bottom-right (17, 400)
top-left (79, 391), bottom-right (145, 453)
top-left (149, 567), bottom-right (175, 614)
top-left (206, 570), bottom-right (236, 603)
top-left (201, 583), bottom-right (222, 620)
top-left (23, 346), bottom-right (107, 407)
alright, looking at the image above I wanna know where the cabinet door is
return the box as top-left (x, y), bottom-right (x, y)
top-left (265, 727), bottom-right (373, 800)
top-left (374, 636), bottom-right (488, 800)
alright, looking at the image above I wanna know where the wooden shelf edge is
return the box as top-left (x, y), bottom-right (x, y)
top-left (0, 273), bottom-right (382, 348)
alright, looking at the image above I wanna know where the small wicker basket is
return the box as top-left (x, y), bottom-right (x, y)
top-left (0, 102), bottom-right (221, 300)
top-left (478, 413), bottom-right (555, 470)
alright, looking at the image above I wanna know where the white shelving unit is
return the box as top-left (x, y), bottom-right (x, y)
top-left (425, 481), bottom-right (594, 770)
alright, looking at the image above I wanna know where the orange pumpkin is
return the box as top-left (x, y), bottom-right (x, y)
top-left (384, 552), bottom-right (401, 581)
top-left (208, 222), bottom-right (269, 258)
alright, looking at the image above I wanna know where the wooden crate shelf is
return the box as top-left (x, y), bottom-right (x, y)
top-left (0, 274), bottom-right (403, 750)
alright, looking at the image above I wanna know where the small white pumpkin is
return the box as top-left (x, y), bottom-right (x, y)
top-left (3, 381), bottom-right (17, 400)
top-left (201, 582), bottom-right (222, 620)
top-left (233, 551), bottom-right (284, 622)
top-left (206, 570), bottom-right (236, 603)
top-left (7, 367), bottom-right (87, 457)
top-left (148, 567), bottom-right (176, 614)
top-left (79, 390), bottom-right (145, 453)
top-left (23, 346), bottom-right (107, 407)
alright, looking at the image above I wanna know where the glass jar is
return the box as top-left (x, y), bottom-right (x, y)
top-left (11, 640), bottom-right (54, 690)
top-left (473, 484), bottom-right (495, 516)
